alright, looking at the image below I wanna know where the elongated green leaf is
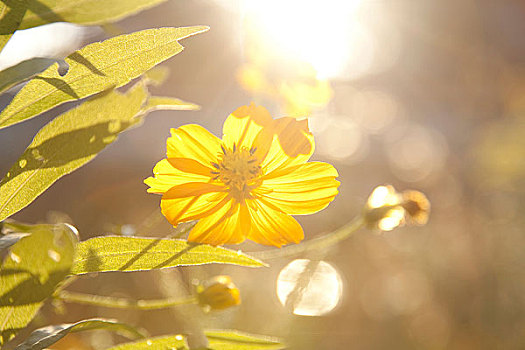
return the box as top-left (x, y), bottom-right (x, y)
top-left (0, 0), bottom-right (28, 53)
top-left (205, 331), bottom-right (285, 350)
top-left (71, 236), bottom-right (266, 275)
top-left (0, 219), bottom-right (44, 234)
top-left (19, 0), bottom-right (168, 29)
top-left (144, 96), bottom-right (200, 113)
top-left (0, 57), bottom-right (56, 94)
top-left (108, 330), bottom-right (285, 350)
top-left (0, 26), bottom-right (208, 129)
top-left (0, 220), bottom-right (77, 251)
top-left (0, 223), bottom-right (78, 345)
top-left (15, 318), bottom-right (145, 350)
top-left (0, 83), bottom-right (148, 222)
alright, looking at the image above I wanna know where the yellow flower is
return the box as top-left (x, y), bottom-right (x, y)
top-left (236, 62), bottom-right (333, 118)
top-left (279, 78), bottom-right (333, 117)
top-left (197, 275), bottom-right (241, 311)
top-left (145, 103), bottom-right (339, 247)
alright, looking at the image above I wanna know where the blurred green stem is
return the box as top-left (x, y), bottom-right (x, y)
top-left (250, 215), bottom-right (365, 260)
top-left (56, 290), bottom-right (198, 310)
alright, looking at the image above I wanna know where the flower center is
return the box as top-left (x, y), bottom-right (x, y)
top-left (211, 144), bottom-right (262, 202)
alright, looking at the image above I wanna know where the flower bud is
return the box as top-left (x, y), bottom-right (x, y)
top-left (401, 190), bottom-right (430, 225)
top-left (197, 275), bottom-right (241, 311)
top-left (363, 185), bottom-right (405, 231)
top-left (363, 185), bottom-right (430, 231)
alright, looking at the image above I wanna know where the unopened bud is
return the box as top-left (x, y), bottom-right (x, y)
top-left (401, 190), bottom-right (430, 225)
top-left (363, 185), bottom-right (430, 231)
top-left (363, 185), bottom-right (404, 231)
top-left (197, 275), bottom-right (241, 311)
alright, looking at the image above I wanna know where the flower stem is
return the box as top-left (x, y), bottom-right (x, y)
top-left (55, 290), bottom-right (198, 310)
top-left (250, 216), bottom-right (365, 260)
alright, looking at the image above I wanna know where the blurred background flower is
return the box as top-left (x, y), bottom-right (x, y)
top-left (2, 0), bottom-right (525, 349)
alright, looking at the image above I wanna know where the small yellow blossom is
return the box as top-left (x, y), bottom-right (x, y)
top-left (197, 275), bottom-right (241, 311)
top-left (145, 103), bottom-right (339, 247)
top-left (279, 78), bottom-right (333, 117)
top-left (363, 185), bottom-right (430, 231)
top-left (237, 64), bottom-right (270, 95)
top-left (236, 56), bottom-right (333, 118)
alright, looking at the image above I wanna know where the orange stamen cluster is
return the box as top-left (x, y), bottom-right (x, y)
top-left (211, 143), bottom-right (261, 202)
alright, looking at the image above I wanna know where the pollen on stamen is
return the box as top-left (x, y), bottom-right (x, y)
top-left (213, 144), bottom-right (263, 201)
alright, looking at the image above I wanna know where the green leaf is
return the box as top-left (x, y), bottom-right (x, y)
top-left (0, 0), bottom-right (28, 53)
top-left (0, 26), bottom-right (208, 129)
top-left (205, 331), bottom-right (285, 350)
top-left (71, 236), bottom-right (266, 275)
top-left (15, 318), bottom-right (145, 350)
top-left (0, 57), bottom-right (56, 94)
top-left (0, 83), bottom-right (148, 222)
top-left (108, 330), bottom-right (285, 350)
top-left (143, 96), bottom-right (200, 113)
top-left (0, 223), bottom-right (78, 345)
top-left (19, 0), bottom-right (168, 29)
top-left (0, 219), bottom-right (45, 234)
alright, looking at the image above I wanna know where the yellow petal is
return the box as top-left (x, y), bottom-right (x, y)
top-left (188, 200), bottom-right (246, 245)
top-left (163, 182), bottom-right (225, 198)
top-left (246, 199), bottom-right (304, 247)
top-left (222, 103), bottom-right (273, 150)
top-left (168, 157), bottom-right (214, 177)
top-left (263, 161), bottom-right (338, 182)
top-left (144, 159), bottom-right (211, 194)
top-left (273, 117), bottom-right (312, 157)
top-left (260, 132), bottom-right (315, 176)
top-left (255, 162), bottom-right (339, 215)
top-left (167, 124), bottom-right (221, 166)
top-left (161, 183), bottom-right (227, 224)
top-left (256, 189), bottom-right (338, 215)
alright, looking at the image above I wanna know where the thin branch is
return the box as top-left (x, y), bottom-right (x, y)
top-left (56, 290), bottom-right (198, 310)
top-left (249, 216), bottom-right (365, 260)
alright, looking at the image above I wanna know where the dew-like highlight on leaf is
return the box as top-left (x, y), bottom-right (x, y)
top-left (108, 120), bottom-right (122, 133)
top-left (47, 249), bottom-right (61, 262)
top-left (63, 223), bottom-right (79, 238)
top-left (30, 148), bottom-right (44, 161)
top-left (9, 252), bottom-right (21, 263)
top-left (120, 224), bottom-right (136, 236)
